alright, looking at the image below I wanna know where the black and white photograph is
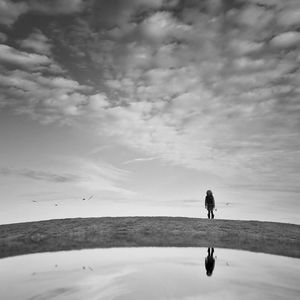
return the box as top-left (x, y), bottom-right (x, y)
top-left (0, 0), bottom-right (299, 299)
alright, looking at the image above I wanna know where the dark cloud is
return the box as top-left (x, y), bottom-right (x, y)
top-left (0, 0), bottom-right (28, 26)
top-left (28, 0), bottom-right (85, 15)
top-left (0, 32), bottom-right (7, 42)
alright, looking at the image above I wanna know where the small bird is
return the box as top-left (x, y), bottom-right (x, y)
top-left (55, 204), bottom-right (58, 206)
top-left (32, 200), bottom-right (37, 203)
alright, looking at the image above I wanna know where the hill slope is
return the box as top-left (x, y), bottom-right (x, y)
top-left (0, 217), bottom-right (299, 258)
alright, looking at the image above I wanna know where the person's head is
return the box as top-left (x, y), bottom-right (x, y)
top-left (206, 190), bottom-right (213, 196)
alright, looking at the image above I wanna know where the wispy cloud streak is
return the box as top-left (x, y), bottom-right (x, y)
top-left (0, 167), bottom-right (81, 183)
top-left (122, 157), bottom-right (159, 165)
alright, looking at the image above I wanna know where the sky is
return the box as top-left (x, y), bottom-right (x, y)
top-left (0, 0), bottom-right (299, 225)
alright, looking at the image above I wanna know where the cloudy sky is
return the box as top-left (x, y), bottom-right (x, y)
top-left (0, 0), bottom-right (299, 224)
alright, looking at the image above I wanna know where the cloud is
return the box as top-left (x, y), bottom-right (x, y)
top-left (0, 32), bottom-right (7, 42)
top-left (0, 159), bottom-right (134, 196)
top-left (270, 31), bottom-right (300, 49)
top-left (73, 159), bottom-right (133, 194)
top-left (278, 8), bottom-right (300, 27)
top-left (18, 29), bottom-right (52, 55)
top-left (28, 0), bottom-right (85, 15)
top-left (0, 0), bottom-right (86, 28)
top-left (87, 93), bottom-right (110, 111)
top-left (0, 68), bottom-right (106, 123)
top-left (237, 4), bottom-right (274, 28)
top-left (75, 0), bottom-right (299, 187)
top-left (141, 11), bottom-right (191, 42)
top-left (0, 44), bottom-right (52, 70)
top-left (0, 0), bottom-right (28, 26)
top-left (0, 35), bottom-right (106, 123)
top-left (229, 39), bottom-right (264, 55)
top-left (122, 157), bottom-right (159, 165)
top-left (0, 167), bottom-right (81, 183)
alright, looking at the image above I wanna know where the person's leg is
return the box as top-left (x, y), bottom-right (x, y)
top-left (207, 210), bottom-right (210, 219)
top-left (211, 211), bottom-right (214, 219)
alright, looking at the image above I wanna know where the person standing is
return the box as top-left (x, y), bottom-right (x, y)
top-left (205, 190), bottom-right (215, 219)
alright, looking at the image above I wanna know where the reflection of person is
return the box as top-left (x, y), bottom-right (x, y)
top-left (205, 190), bottom-right (215, 219)
top-left (205, 247), bottom-right (215, 277)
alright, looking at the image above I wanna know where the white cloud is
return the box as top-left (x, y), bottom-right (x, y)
top-left (0, 44), bottom-right (52, 70)
top-left (59, 157), bottom-right (134, 196)
top-left (237, 4), bottom-right (274, 28)
top-left (141, 11), bottom-right (191, 42)
top-left (18, 29), bottom-right (52, 55)
top-left (230, 39), bottom-right (264, 55)
top-left (0, 69), bottom-right (99, 123)
top-left (87, 93), bottom-right (110, 111)
top-left (122, 157), bottom-right (159, 165)
top-left (278, 8), bottom-right (300, 27)
top-left (270, 31), bottom-right (300, 49)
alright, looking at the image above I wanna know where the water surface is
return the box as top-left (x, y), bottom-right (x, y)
top-left (0, 248), bottom-right (299, 300)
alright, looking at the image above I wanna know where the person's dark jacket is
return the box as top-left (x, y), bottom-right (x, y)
top-left (205, 195), bottom-right (215, 210)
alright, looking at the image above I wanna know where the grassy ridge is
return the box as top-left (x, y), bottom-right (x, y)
top-left (0, 217), bottom-right (299, 259)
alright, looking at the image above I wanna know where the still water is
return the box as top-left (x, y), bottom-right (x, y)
top-left (0, 248), bottom-right (299, 300)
